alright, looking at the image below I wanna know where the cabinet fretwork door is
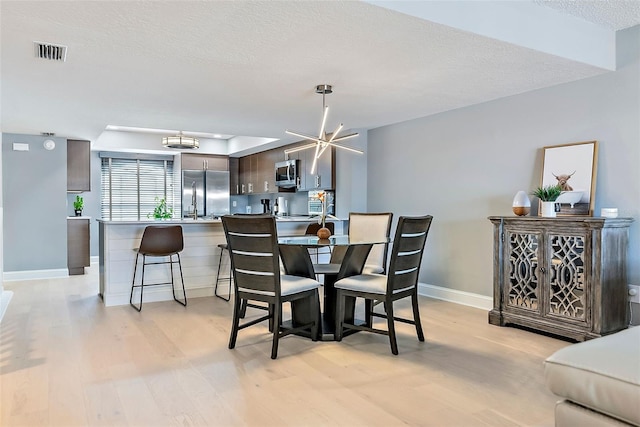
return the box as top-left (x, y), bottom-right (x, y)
top-left (506, 231), bottom-right (542, 313)
top-left (545, 233), bottom-right (589, 325)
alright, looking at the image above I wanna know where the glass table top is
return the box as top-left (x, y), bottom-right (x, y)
top-left (278, 234), bottom-right (389, 247)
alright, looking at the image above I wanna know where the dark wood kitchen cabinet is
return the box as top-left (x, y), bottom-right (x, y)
top-left (68, 217), bottom-right (90, 275)
top-left (229, 157), bottom-right (240, 195)
top-left (305, 144), bottom-right (334, 190)
top-left (238, 155), bottom-right (256, 194)
top-left (67, 139), bottom-right (91, 192)
top-left (287, 142), bottom-right (334, 191)
top-left (255, 149), bottom-right (281, 194)
top-left (488, 216), bottom-right (633, 341)
top-left (181, 153), bottom-right (228, 171)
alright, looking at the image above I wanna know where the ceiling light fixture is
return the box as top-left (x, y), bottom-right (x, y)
top-left (162, 132), bottom-right (199, 149)
top-left (285, 84), bottom-right (362, 174)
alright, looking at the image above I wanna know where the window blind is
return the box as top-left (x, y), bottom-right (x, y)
top-left (101, 157), bottom-right (178, 220)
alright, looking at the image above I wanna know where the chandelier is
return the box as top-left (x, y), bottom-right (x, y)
top-left (285, 84), bottom-right (362, 174)
top-left (162, 132), bottom-right (199, 149)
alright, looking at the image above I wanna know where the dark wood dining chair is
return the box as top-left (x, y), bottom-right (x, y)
top-left (221, 214), bottom-right (322, 359)
top-left (130, 225), bottom-right (187, 312)
top-left (334, 215), bottom-right (433, 355)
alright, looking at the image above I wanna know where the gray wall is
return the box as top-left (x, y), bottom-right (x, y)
top-left (367, 25), bottom-right (640, 308)
top-left (2, 134), bottom-right (68, 271)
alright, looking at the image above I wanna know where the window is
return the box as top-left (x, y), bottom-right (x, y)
top-left (100, 153), bottom-right (179, 221)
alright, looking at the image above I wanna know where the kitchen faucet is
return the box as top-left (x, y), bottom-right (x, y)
top-left (191, 181), bottom-right (198, 219)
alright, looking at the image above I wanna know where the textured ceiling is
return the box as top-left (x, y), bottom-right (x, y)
top-left (1, 1), bottom-right (638, 153)
top-left (533, 0), bottom-right (640, 30)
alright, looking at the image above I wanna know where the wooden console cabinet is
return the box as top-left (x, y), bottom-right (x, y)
top-left (488, 216), bottom-right (633, 341)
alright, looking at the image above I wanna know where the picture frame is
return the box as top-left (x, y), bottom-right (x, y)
top-left (540, 140), bottom-right (598, 216)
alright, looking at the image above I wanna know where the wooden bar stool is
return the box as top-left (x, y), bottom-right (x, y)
top-left (130, 225), bottom-right (187, 311)
top-left (215, 243), bottom-right (232, 301)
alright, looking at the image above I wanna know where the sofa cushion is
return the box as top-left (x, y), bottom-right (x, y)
top-left (544, 326), bottom-right (640, 426)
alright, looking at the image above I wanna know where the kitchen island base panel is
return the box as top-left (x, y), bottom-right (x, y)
top-left (98, 218), bottom-right (345, 307)
top-left (98, 220), bottom-right (228, 307)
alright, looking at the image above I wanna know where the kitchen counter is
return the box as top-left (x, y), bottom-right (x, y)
top-left (97, 217), bottom-right (345, 306)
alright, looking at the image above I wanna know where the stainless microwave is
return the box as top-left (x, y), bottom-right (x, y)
top-left (275, 159), bottom-right (298, 188)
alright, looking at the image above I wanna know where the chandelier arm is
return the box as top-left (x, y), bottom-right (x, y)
top-left (317, 143), bottom-right (330, 158)
top-left (310, 145), bottom-right (320, 175)
top-left (283, 142), bottom-right (318, 154)
top-left (327, 142), bottom-right (364, 154)
top-left (330, 132), bottom-right (359, 144)
top-left (285, 130), bottom-right (326, 144)
top-left (318, 106), bottom-right (329, 140)
top-left (327, 123), bottom-right (344, 143)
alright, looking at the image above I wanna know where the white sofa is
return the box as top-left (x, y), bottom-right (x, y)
top-left (544, 326), bottom-right (640, 426)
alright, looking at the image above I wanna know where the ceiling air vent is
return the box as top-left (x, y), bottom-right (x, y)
top-left (34, 41), bottom-right (67, 62)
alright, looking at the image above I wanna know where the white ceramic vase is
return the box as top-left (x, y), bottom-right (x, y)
top-left (541, 201), bottom-right (557, 218)
top-left (512, 190), bottom-right (531, 216)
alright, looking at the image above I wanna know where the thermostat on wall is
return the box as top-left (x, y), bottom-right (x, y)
top-left (12, 143), bottom-right (29, 151)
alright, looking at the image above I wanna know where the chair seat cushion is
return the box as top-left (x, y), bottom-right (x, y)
top-left (239, 275), bottom-right (320, 297)
top-left (281, 275), bottom-right (321, 296)
top-left (544, 326), bottom-right (640, 426)
top-left (335, 273), bottom-right (389, 294)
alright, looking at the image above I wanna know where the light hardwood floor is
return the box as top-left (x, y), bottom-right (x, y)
top-left (1, 266), bottom-right (570, 426)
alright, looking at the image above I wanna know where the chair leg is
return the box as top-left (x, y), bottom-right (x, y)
top-left (364, 299), bottom-right (373, 327)
top-left (334, 289), bottom-right (345, 341)
top-left (239, 299), bottom-right (248, 318)
top-left (311, 291), bottom-right (320, 342)
top-left (412, 292), bottom-right (425, 342)
top-left (386, 300), bottom-right (399, 355)
top-left (215, 248), bottom-right (231, 301)
top-left (271, 303), bottom-right (281, 359)
top-left (228, 294), bottom-right (241, 350)
top-left (130, 253), bottom-right (142, 312)
top-left (172, 253), bottom-right (187, 307)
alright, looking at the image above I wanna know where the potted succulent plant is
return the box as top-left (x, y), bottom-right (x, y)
top-left (73, 195), bottom-right (84, 216)
top-left (148, 197), bottom-right (173, 220)
top-left (532, 185), bottom-right (562, 217)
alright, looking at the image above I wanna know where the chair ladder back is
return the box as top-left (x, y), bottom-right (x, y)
top-left (222, 215), bottom-right (281, 296)
top-left (387, 216), bottom-right (433, 294)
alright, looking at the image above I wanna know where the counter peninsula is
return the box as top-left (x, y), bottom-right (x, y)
top-left (97, 217), bottom-right (344, 307)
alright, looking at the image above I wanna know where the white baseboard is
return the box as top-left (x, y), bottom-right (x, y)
top-left (418, 283), bottom-right (493, 311)
top-left (0, 290), bottom-right (13, 323)
top-left (3, 268), bottom-right (69, 282)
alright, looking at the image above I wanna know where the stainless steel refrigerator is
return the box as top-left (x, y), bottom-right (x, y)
top-left (182, 170), bottom-right (230, 218)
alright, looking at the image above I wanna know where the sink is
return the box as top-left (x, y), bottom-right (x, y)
top-left (556, 190), bottom-right (583, 208)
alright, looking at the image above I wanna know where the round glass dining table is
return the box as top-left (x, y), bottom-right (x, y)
top-left (278, 234), bottom-right (390, 340)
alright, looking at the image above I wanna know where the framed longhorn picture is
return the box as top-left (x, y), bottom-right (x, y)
top-left (540, 140), bottom-right (598, 216)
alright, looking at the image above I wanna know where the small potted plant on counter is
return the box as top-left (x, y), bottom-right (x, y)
top-left (532, 185), bottom-right (562, 217)
top-left (73, 195), bottom-right (84, 216)
top-left (149, 197), bottom-right (173, 220)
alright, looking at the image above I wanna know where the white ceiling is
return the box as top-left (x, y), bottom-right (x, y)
top-left (1, 1), bottom-right (639, 153)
